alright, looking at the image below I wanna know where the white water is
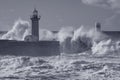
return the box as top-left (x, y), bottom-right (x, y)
top-left (0, 55), bottom-right (120, 80)
top-left (1, 19), bottom-right (120, 79)
top-left (1, 19), bottom-right (120, 56)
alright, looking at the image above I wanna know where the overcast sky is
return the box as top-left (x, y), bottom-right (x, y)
top-left (0, 0), bottom-right (120, 31)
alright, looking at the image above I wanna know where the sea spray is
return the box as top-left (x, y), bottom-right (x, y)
top-left (1, 19), bottom-right (56, 41)
top-left (57, 27), bottom-right (74, 43)
top-left (71, 26), bottom-right (108, 53)
top-left (1, 19), bottom-right (30, 41)
top-left (71, 26), bottom-right (92, 53)
top-left (1, 19), bottom-right (114, 55)
top-left (57, 27), bottom-right (74, 53)
top-left (92, 39), bottom-right (120, 57)
top-left (57, 26), bottom-right (108, 53)
top-left (39, 29), bottom-right (55, 41)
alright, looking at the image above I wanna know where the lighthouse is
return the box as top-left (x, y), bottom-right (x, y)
top-left (30, 8), bottom-right (40, 41)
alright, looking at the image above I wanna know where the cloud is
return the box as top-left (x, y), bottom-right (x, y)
top-left (81, 0), bottom-right (120, 9)
top-left (81, 0), bottom-right (120, 30)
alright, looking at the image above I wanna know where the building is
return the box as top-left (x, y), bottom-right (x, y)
top-left (0, 9), bottom-right (60, 56)
top-left (31, 8), bottom-right (40, 41)
top-left (24, 8), bottom-right (40, 41)
top-left (95, 22), bottom-right (120, 41)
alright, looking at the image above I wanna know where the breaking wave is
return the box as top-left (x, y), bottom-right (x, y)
top-left (92, 39), bottom-right (120, 57)
top-left (1, 20), bottom-right (120, 79)
top-left (0, 55), bottom-right (120, 79)
top-left (1, 19), bottom-right (30, 41)
top-left (39, 29), bottom-right (56, 41)
top-left (1, 19), bottom-right (120, 57)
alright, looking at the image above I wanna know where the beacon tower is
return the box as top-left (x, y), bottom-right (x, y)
top-left (95, 22), bottom-right (101, 32)
top-left (31, 8), bottom-right (40, 41)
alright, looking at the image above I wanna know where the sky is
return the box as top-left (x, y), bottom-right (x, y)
top-left (0, 0), bottom-right (120, 31)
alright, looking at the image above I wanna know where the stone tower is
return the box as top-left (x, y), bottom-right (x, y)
top-left (30, 8), bottom-right (40, 41)
top-left (95, 22), bottom-right (101, 32)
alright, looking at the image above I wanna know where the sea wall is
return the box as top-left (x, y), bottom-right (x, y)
top-left (0, 40), bottom-right (60, 56)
